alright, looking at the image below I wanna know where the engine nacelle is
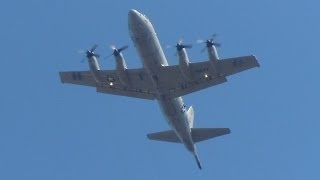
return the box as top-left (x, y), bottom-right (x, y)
top-left (178, 48), bottom-right (193, 80)
top-left (207, 45), bottom-right (219, 62)
top-left (114, 53), bottom-right (130, 85)
top-left (88, 56), bottom-right (102, 83)
top-left (207, 45), bottom-right (220, 75)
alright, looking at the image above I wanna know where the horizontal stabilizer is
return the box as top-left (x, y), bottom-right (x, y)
top-left (147, 128), bottom-right (230, 143)
top-left (147, 130), bottom-right (181, 143)
top-left (191, 128), bottom-right (230, 143)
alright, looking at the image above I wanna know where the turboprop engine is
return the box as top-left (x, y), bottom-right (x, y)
top-left (110, 45), bottom-right (130, 85)
top-left (197, 35), bottom-right (221, 75)
top-left (85, 45), bottom-right (102, 83)
top-left (176, 41), bottom-right (193, 80)
top-left (205, 38), bottom-right (220, 62)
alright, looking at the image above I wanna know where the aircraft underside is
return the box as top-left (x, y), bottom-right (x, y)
top-left (59, 9), bottom-right (260, 169)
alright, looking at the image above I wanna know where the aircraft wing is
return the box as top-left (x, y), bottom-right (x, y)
top-left (215, 55), bottom-right (260, 76)
top-left (59, 70), bottom-right (97, 87)
top-left (157, 55), bottom-right (259, 99)
top-left (59, 69), bottom-right (156, 100)
top-left (59, 55), bottom-right (258, 100)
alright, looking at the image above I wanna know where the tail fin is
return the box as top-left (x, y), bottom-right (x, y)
top-left (147, 128), bottom-right (230, 143)
top-left (191, 128), bottom-right (230, 143)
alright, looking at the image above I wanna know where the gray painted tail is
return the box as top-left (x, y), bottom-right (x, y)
top-left (191, 128), bottom-right (231, 143)
top-left (147, 128), bottom-right (230, 143)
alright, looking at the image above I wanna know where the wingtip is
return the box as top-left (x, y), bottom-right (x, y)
top-left (257, 62), bottom-right (261, 67)
top-left (226, 128), bottom-right (231, 134)
top-left (58, 72), bottom-right (65, 84)
top-left (251, 55), bottom-right (261, 67)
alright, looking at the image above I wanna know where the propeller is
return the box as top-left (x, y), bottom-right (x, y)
top-left (86, 44), bottom-right (100, 58)
top-left (197, 34), bottom-right (221, 52)
top-left (176, 39), bottom-right (192, 51)
top-left (78, 44), bottom-right (100, 63)
top-left (105, 45), bottom-right (129, 58)
top-left (167, 38), bottom-right (192, 53)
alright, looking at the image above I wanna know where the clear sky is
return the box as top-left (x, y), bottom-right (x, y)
top-left (1, 0), bottom-right (319, 179)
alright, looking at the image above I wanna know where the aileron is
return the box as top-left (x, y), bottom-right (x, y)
top-left (218, 55), bottom-right (260, 76)
top-left (59, 69), bottom-right (156, 100)
top-left (59, 71), bottom-right (97, 87)
top-left (96, 86), bottom-right (155, 100)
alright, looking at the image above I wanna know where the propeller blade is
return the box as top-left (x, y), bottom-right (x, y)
top-left (213, 42), bottom-right (221, 47)
top-left (211, 34), bottom-right (218, 38)
top-left (77, 44), bottom-right (100, 62)
top-left (176, 44), bottom-right (192, 51)
top-left (105, 44), bottom-right (129, 59)
top-left (196, 39), bottom-right (205, 44)
top-left (80, 58), bottom-right (86, 63)
top-left (183, 44), bottom-right (192, 49)
top-left (198, 34), bottom-right (222, 48)
top-left (178, 37), bottom-right (184, 44)
top-left (77, 49), bottom-right (88, 62)
top-left (168, 37), bottom-right (192, 52)
top-left (90, 44), bottom-right (98, 52)
top-left (77, 49), bottom-right (86, 54)
top-left (104, 54), bottom-right (113, 60)
top-left (118, 45), bottom-right (129, 52)
top-left (166, 45), bottom-right (174, 49)
top-left (200, 47), bottom-right (206, 53)
top-left (110, 45), bottom-right (116, 50)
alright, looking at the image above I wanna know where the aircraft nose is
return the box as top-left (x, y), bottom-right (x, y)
top-left (128, 9), bottom-right (140, 20)
top-left (128, 9), bottom-right (144, 32)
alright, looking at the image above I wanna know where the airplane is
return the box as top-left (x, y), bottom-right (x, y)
top-left (59, 9), bottom-right (260, 169)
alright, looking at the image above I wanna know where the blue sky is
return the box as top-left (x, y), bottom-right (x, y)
top-left (1, 0), bottom-right (319, 179)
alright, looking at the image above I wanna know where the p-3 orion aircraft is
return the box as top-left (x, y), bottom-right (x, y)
top-left (59, 9), bottom-right (260, 169)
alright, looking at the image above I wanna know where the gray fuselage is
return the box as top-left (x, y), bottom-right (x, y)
top-left (128, 9), bottom-right (196, 153)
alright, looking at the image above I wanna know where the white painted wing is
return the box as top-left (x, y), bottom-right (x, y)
top-left (59, 70), bottom-right (97, 87)
top-left (215, 55), bottom-right (260, 76)
top-left (59, 56), bottom-right (259, 100)
top-left (186, 55), bottom-right (259, 78)
top-left (156, 65), bottom-right (227, 99)
top-left (157, 55), bottom-right (259, 99)
top-left (59, 69), bottom-right (156, 100)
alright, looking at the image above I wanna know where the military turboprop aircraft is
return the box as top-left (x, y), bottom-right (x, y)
top-left (59, 9), bottom-right (259, 169)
